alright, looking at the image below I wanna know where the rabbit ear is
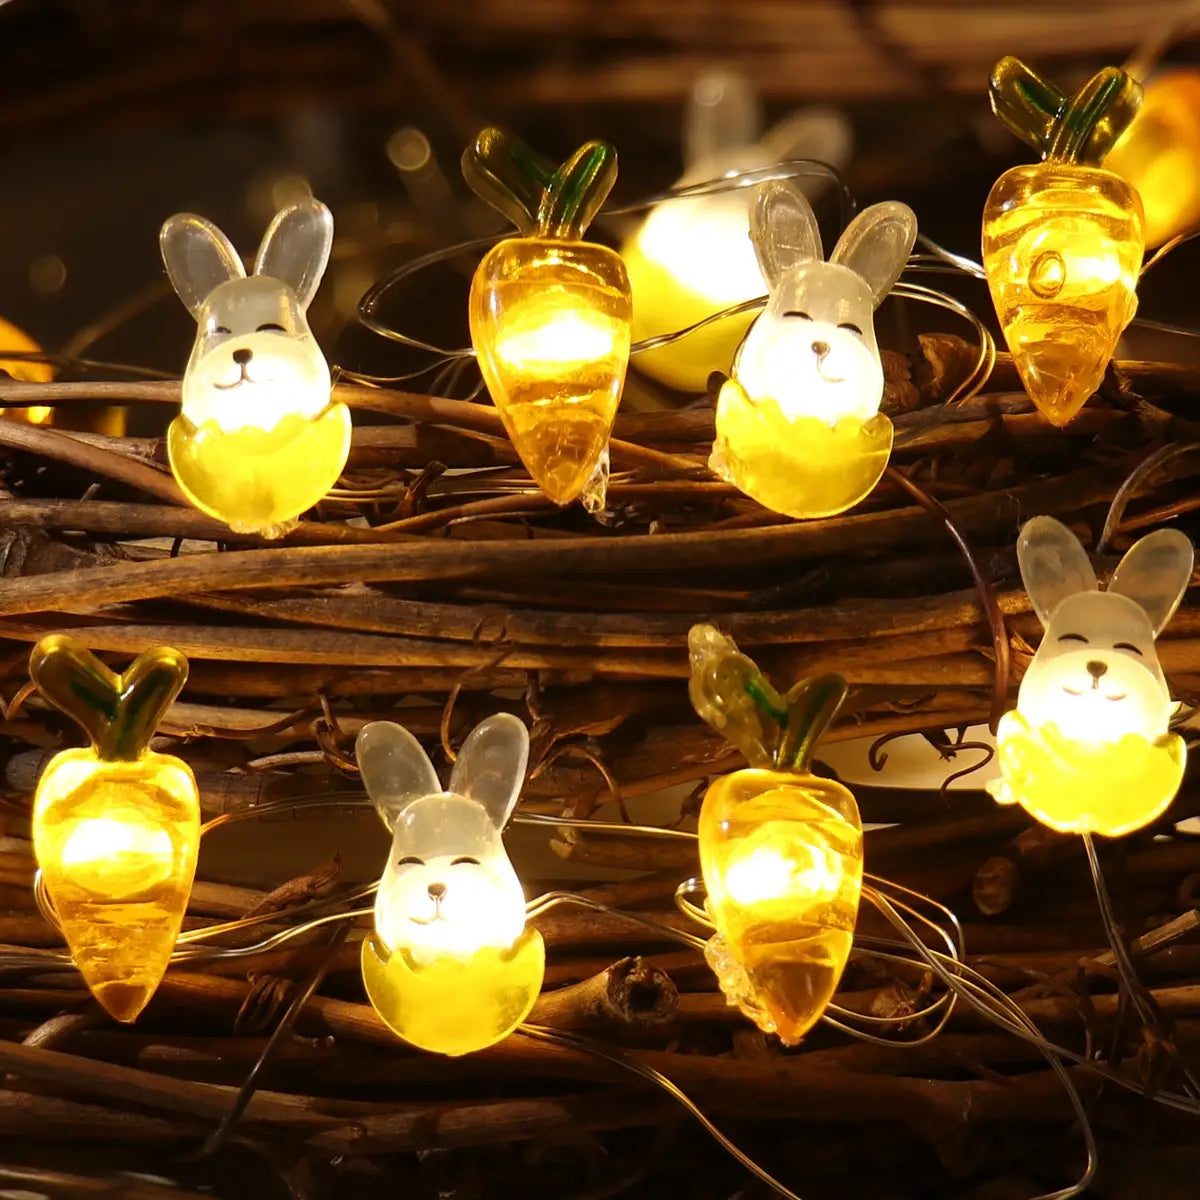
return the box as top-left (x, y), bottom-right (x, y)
top-left (356, 721), bottom-right (442, 833)
top-left (449, 713), bottom-right (530, 831)
top-left (160, 213), bottom-right (245, 318)
top-left (750, 180), bottom-right (823, 292)
top-left (1108, 528), bottom-right (1194, 637)
top-left (1017, 515), bottom-right (1099, 628)
top-left (829, 201), bottom-right (917, 307)
top-left (684, 66), bottom-right (760, 168)
top-left (253, 197), bottom-right (333, 310)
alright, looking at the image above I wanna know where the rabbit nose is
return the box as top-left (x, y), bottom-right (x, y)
top-left (1086, 660), bottom-right (1108, 682)
top-left (232, 347), bottom-right (253, 366)
top-left (811, 340), bottom-right (830, 357)
top-left (427, 881), bottom-right (446, 900)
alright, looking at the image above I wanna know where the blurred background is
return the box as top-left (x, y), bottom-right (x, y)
top-left (0, 0), bottom-right (1199, 432)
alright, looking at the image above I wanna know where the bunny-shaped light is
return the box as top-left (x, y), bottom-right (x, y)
top-left (356, 713), bottom-right (544, 1056)
top-left (988, 516), bottom-right (1192, 837)
top-left (982, 58), bottom-right (1145, 427)
top-left (464, 128), bottom-right (632, 511)
top-left (29, 635), bottom-right (198, 1023)
top-left (621, 67), bottom-right (853, 392)
top-left (160, 198), bottom-right (351, 536)
top-left (710, 180), bottom-right (915, 520)
top-left (689, 624), bottom-right (863, 1044)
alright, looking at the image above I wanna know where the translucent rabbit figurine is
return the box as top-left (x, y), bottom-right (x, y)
top-left (989, 515), bottom-right (1192, 836)
top-left (160, 198), bottom-right (352, 537)
top-left (355, 712), bottom-right (545, 1056)
top-left (710, 180), bottom-right (916, 520)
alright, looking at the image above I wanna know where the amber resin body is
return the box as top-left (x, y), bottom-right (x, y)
top-left (699, 769), bottom-right (863, 1044)
top-left (983, 164), bottom-right (1143, 426)
top-left (470, 238), bottom-right (631, 506)
top-left (34, 750), bottom-right (199, 1021)
top-left (29, 635), bottom-right (198, 1023)
top-left (168, 403), bottom-right (352, 536)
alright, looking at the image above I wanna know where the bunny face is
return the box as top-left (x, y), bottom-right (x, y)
top-left (356, 714), bottom-right (531, 966)
top-left (736, 182), bottom-right (916, 426)
top-left (183, 276), bottom-right (331, 434)
top-left (735, 261), bottom-right (882, 425)
top-left (1015, 516), bottom-right (1193, 745)
top-left (162, 201), bottom-right (334, 435)
top-left (378, 796), bottom-right (526, 959)
top-left (1020, 591), bottom-right (1168, 742)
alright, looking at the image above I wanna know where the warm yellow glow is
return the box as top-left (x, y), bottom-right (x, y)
top-left (989, 709), bottom-right (1185, 837)
top-left (699, 768), bottom-right (863, 1044)
top-left (710, 377), bottom-right (892, 519)
top-left (1106, 70), bottom-right (1200, 248)
top-left (168, 404), bottom-right (352, 537)
top-left (622, 181), bottom-right (764, 393)
top-left (723, 841), bottom-right (843, 909)
top-left (470, 237), bottom-right (632, 507)
top-left (361, 928), bottom-right (545, 1056)
top-left (0, 318), bottom-right (54, 424)
top-left (59, 817), bottom-right (174, 886)
top-left (493, 304), bottom-right (618, 368)
top-left (33, 749), bottom-right (200, 1023)
top-left (982, 164), bottom-right (1144, 426)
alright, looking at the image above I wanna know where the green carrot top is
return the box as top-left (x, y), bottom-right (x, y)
top-left (989, 56), bottom-right (1143, 167)
top-left (687, 623), bottom-right (847, 773)
top-left (30, 635), bottom-right (188, 763)
top-left (462, 126), bottom-right (618, 241)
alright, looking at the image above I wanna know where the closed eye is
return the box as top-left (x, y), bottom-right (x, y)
top-left (256, 322), bottom-right (286, 333)
top-left (1113, 642), bottom-right (1143, 656)
top-left (451, 856), bottom-right (481, 866)
top-left (397, 856), bottom-right (424, 867)
top-left (213, 325), bottom-right (231, 335)
top-left (782, 310), bottom-right (812, 320)
top-left (838, 322), bottom-right (863, 335)
top-left (1057, 633), bottom-right (1089, 643)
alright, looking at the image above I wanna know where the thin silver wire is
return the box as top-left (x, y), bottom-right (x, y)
top-left (356, 158), bottom-right (854, 359)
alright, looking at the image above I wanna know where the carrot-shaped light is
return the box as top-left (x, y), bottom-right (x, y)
top-left (689, 624), bottom-right (863, 1044)
top-left (30, 635), bottom-right (198, 1023)
top-left (464, 128), bottom-right (632, 511)
top-left (982, 58), bottom-right (1145, 426)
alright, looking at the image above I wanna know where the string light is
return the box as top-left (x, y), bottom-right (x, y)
top-left (355, 713), bottom-right (544, 1056)
top-left (688, 623), bottom-right (863, 1044)
top-left (988, 516), bottom-right (1191, 836)
top-left (710, 180), bottom-right (915, 519)
top-left (29, 634), bottom-right (198, 1023)
top-left (621, 67), bottom-right (853, 392)
top-left (983, 57), bottom-right (1146, 427)
top-left (463, 127), bottom-right (632, 512)
top-left (1106, 69), bottom-right (1200, 249)
top-left (159, 198), bottom-right (352, 537)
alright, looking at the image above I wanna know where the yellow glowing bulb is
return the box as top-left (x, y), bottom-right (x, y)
top-left (622, 159), bottom-right (769, 393)
top-left (1106, 70), bottom-right (1200, 248)
top-left (709, 181), bottom-right (913, 520)
top-left (161, 200), bottom-right (351, 537)
top-left (982, 58), bottom-right (1146, 427)
top-left (988, 516), bottom-right (1191, 836)
top-left (465, 129), bottom-right (632, 511)
top-left (30, 636), bottom-right (198, 1023)
top-left (356, 714), bottom-right (544, 1056)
